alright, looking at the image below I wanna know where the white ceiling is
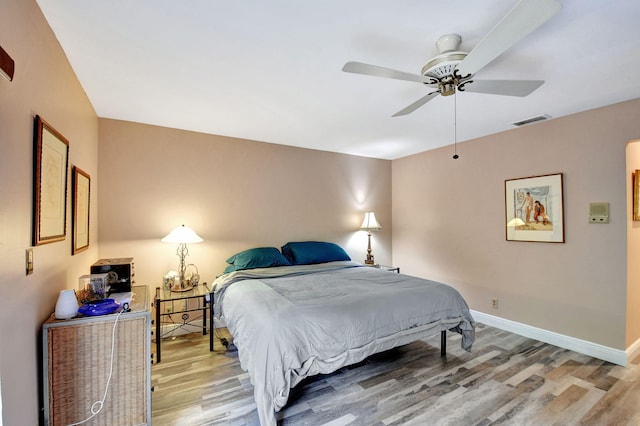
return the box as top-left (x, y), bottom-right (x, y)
top-left (36, 0), bottom-right (640, 160)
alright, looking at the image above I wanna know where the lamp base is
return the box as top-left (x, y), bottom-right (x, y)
top-left (364, 231), bottom-right (376, 266)
top-left (170, 286), bottom-right (193, 292)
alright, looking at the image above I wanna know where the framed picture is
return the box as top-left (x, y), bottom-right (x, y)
top-left (634, 170), bottom-right (640, 221)
top-left (505, 173), bottom-right (564, 243)
top-left (33, 115), bottom-right (69, 246)
top-left (72, 166), bottom-right (90, 254)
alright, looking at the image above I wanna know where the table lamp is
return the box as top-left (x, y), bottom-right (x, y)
top-left (360, 211), bottom-right (382, 265)
top-left (161, 224), bottom-right (203, 290)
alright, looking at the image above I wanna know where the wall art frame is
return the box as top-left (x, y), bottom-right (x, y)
top-left (634, 170), bottom-right (640, 221)
top-left (33, 115), bottom-right (69, 246)
top-left (72, 166), bottom-right (90, 254)
top-left (505, 173), bottom-right (564, 243)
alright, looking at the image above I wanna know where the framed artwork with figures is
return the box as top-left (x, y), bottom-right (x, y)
top-left (505, 173), bottom-right (564, 243)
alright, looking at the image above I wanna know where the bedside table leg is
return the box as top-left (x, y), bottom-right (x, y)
top-left (202, 295), bottom-right (207, 335)
top-left (210, 292), bottom-right (214, 351)
top-left (155, 299), bottom-right (161, 363)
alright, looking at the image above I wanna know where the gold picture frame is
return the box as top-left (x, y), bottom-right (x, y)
top-left (505, 173), bottom-right (565, 243)
top-left (72, 166), bottom-right (90, 254)
top-left (33, 115), bottom-right (69, 246)
top-left (634, 170), bottom-right (640, 221)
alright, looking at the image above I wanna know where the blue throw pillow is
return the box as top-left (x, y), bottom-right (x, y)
top-left (224, 247), bottom-right (291, 273)
top-left (281, 241), bottom-right (351, 265)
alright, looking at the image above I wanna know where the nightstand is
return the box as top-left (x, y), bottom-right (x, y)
top-left (154, 283), bottom-right (210, 363)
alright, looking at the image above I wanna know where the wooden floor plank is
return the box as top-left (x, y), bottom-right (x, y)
top-left (151, 323), bottom-right (640, 425)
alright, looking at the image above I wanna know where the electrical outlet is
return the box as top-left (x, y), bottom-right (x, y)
top-left (491, 298), bottom-right (498, 309)
top-left (25, 248), bottom-right (33, 275)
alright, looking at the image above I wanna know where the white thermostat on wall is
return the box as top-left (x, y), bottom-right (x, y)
top-left (589, 202), bottom-right (609, 223)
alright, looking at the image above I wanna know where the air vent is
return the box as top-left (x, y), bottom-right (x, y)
top-left (513, 114), bottom-right (551, 127)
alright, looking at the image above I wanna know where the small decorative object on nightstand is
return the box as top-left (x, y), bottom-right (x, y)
top-left (360, 211), bottom-right (382, 265)
top-left (377, 265), bottom-right (400, 273)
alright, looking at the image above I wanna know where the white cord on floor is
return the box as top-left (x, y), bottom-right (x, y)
top-left (67, 309), bottom-right (124, 426)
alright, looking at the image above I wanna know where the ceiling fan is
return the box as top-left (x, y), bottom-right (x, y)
top-left (342, 0), bottom-right (561, 117)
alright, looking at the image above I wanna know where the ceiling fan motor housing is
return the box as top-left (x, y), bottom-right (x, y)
top-left (421, 52), bottom-right (468, 96)
top-left (421, 34), bottom-right (470, 96)
top-left (421, 52), bottom-right (467, 79)
top-left (436, 33), bottom-right (462, 53)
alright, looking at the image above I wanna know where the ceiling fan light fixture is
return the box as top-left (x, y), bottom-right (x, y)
top-left (441, 82), bottom-right (456, 97)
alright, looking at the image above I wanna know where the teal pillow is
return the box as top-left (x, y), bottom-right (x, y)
top-left (281, 241), bottom-right (351, 265)
top-left (224, 247), bottom-right (291, 273)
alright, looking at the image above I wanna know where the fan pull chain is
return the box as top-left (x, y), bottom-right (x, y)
top-left (453, 91), bottom-right (459, 159)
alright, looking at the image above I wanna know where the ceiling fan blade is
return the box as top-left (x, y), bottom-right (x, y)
top-left (392, 91), bottom-right (440, 117)
top-left (342, 61), bottom-right (436, 85)
top-left (455, 0), bottom-right (561, 77)
top-left (461, 79), bottom-right (544, 97)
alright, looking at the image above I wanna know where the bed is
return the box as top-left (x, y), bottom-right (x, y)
top-left (211, 242), bottom-right (475, 425)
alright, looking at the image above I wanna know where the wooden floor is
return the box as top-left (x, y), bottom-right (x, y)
top-left (151, 323), bottom-right (640, 425)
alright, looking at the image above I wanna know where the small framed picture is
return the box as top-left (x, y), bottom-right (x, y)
top-left (33, 115), bottom-right (69, 246)
top-left (505, 173), bottom-right (564, 243)
top-left (72, 166), bottom-right (90, 254)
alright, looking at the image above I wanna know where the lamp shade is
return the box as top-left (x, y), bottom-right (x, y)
top-left (360, 211), bottom-right (382, 231)
top-left (161, 224), bottom-right (203, 244)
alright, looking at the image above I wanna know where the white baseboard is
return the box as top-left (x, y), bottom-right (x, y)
top-left (470, 310), bottom-right (629, 366)
top-left (626, 336), bottom-right (640, 364)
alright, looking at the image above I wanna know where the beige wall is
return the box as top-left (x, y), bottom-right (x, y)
top-left (98, 119), bottom-right (392, 289)
top-left (392, 98), bottom-right (640, 350)
top-left (0, 0), bottom-right (99, 425)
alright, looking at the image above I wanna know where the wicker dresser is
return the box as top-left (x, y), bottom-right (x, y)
top-left (42, 286), bottom-right (151, 426)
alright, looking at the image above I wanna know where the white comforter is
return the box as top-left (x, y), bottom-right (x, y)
top-left (213, 261), bottom-right (475, 425)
